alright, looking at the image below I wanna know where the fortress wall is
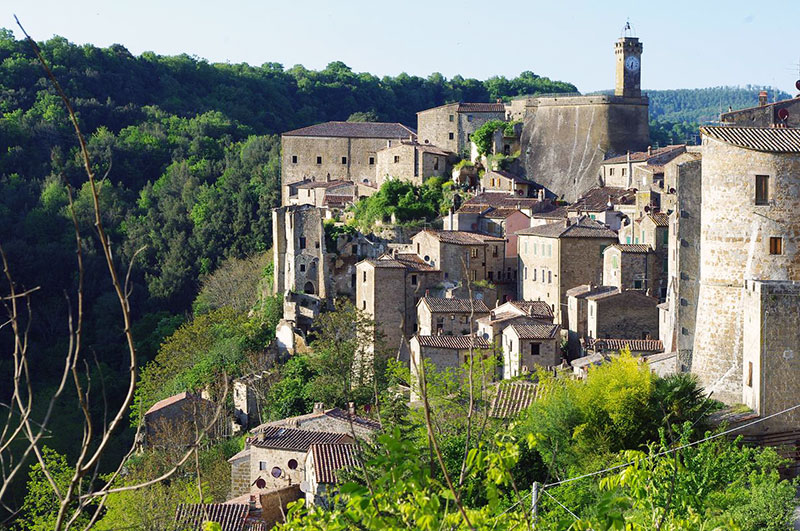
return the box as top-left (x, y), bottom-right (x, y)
top-left (520, 97), bottom-right (649, 202)
top-left (692, 137), bottom-right (800, 404)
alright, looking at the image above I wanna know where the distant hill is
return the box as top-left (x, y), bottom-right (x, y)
top-left (647, 86), bottom-right (794, 124)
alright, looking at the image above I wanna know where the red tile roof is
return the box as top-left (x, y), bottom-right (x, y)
top-left (310, 443), bottom-right (358, 484)
top-left (457, 102), bottom-right (506, 113)
top-left (507, 324), bottom-right (560, 340)
top-left (463, 192), bottom-right (545, 209)
top-left (252, 407), bottom-right (381, 434)
top-left (175, 503), bottom-right (249, 531)
top-left (644, 212), bottom-right (669, 227)
top-left (419, 230), bottom-right (505, 245)
top-left (602, 145), bottom-right (686, 164)
top-left (248, 426), bottom-right (352, 452)
top-left (145, 392), bottom-right (212, 416)
top-left (414, 335), bottom-right (491, 350)
top-left (516, 216), bottom-right (617, 239)
top-left (509, 300), bottom-right (554, 320)
top-left (567, 186), bottom-right (635, 212)
top-left (586, 338), bottom-right (664, 353)
top-left (421, 297), bottom-right (490, 314)
top-left (295, 179), bottom-right (351, 189)
top-left (283, 121), bottom-right (416, 139)
top-left (489, 381), bottom-right (539, 419)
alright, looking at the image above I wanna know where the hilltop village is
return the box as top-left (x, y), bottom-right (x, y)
top-left (140, 34), bottom-right (800, 529)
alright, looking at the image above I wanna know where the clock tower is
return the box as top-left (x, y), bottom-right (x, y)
top-left (614, 35), bottom-right (643, 98)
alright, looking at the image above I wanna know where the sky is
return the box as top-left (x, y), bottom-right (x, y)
top-left (5, 0), bottom-right (800, 94)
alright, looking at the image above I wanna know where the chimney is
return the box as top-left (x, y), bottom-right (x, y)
top-left (759, 90), bottom-right (768, 106)
top-left (490, 310), bottom-right (496, 320)
top-left (448, 207), bottom-right (454, 229)
top-left (607, 195), bottom-right (613, 210)
top-left (425, 289), bottom-right (430, 297)
top-left (313, 402), bottom-right (325, 413)
top-left (647, 146), bottom-right (652, 157)
top-left (564, 218), bottom-right (570, 228)
top-left (249, 495), bottom-right (256, 509)
top-left (325, 173), bottom-right (331, 182)
top-left (496, 98), bottom-right (502, 103)
top-left (348, 402), bottom-right (355, 415)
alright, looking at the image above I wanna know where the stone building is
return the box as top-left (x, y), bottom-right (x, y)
top-left (416, 296), bottom-right (490, 336)
top-left (692, 126), bottom-right (800, 405)
top-left (411, 230), bottom-right (507, 286)
top-left (375, 141), bottom-right (452, 187)
top-left (584, 337), bottom-right (664, 357)
top-left (409, 334), bottom-right (492, 398)
top-left (602, 244), bottom-right (658, 292)
top-left (480, 169), bottom-right (536, 196)
top-left (721, 93), bottom-right (800, 129)
top-left (294, 179), bottom-right (354, 208)
top-left (517, 216), bottom-right (618, 325)
top-left (565, 284), bottom-right (618, 358)
top-left (143, 392), bottom-right (218, 448)
top-left (457, 191), bottom-right (553, 218)
top-left (356, 253), bottom-right (442, 359)
top-left (617, 212), bottom-right (669, 299)
top-left (273, 205), bottom-right (329, 300)
top-left (515, 36), bottom-right (649, 202)
top-left (252, 404), bottom-right (380, 441)
top-left (501, 323), bottom-right (562, 378)
top-left (600, 145), bottom-right (686, 189)
top-left (476, 300), bottom-right (553, 342)
top-left (565, 186), bottom-right (635, 231)
top-left (586, 289), bottom-right (660, 341)
top-left (417, 102), bottom-right (507, 155)
top-left (304, 443), bottom-right (357, 508)
top-left (281, 121), bottom-right (415, 204)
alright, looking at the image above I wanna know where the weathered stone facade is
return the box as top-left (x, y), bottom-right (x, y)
top-left (416, 297), bottom-right (490, 336)
top-left (417, 102), bottom-right (506, 155)
top-left (375, 142), bottom-right (451, 187)
top-left (602, 244), bottom-right (658, 292)
top-left (412, 230), bottom-right (507, 286)
top-left (586, 289), bottom-right (659, 341)
top-left (281, 122), bottom-right (415, 205)
top-left (692, 128), bottom-right (800, 404)
top-left (501, 324), bottom-right (561, 378)
top-left (273, 205), bottom-right (329, 300)
top-left (721, 95), bottom-right (800, 129)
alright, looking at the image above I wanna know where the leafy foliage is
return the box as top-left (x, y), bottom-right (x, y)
top-left (349, 177), bottom-right (449, 231)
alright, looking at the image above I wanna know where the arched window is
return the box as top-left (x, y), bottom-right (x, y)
top-left (304, 282), bottom-right (315, 294)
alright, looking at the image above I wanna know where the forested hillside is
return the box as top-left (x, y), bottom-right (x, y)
top-left (647, 86), bottom-right (793, 123)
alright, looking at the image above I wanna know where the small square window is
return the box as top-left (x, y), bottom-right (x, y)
top-left (299, 237), bottom-right (306, 249)
top-left (394, 155), bottom-right (400, 163)
top-left (369, 157), bottom-right (375, 165)
top-left (341, 156), bottom-right (347, 164)
top-left (259, 462), bottom-right (267, 471)
top-left (448, 132), bottom-right (454, 140)
top-left (769, 237), bottom-right (783, 255)
top-left (291, 155), bottom-right (298, 164)
top-left (449, 114), bottom-right (454, 122)
top-left (411, 274), bottom-right (417, 286)
top-left (316, 156), bottom-right (322, 164)
top-left (300, 264), bottom-right (306, 272)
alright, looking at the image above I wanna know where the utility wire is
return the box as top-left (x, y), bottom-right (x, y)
top-left (490, 400), bottom-right (800, 523)
top-left (542, 489), bottom-right (579, 521)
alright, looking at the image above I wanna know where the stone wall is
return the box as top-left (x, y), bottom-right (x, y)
top-left (249, 446), bottom-right (306, 492)
top-left (357, 262), bottom-right (407, 357)
top-left (519, 96), bottom-right (649, 202)
top-left (721, 97), bottom-right (800, 128)
top-left (692, 137), bottom-right (800, 404)
top-left (417, 104), bottom-right (459, 153)
top-left (588, 291), bottom-right (659, 340)
top-left (742, 280), bottom-right (800, 432)
top-left (272, 205), bottom-right (328, 301)
top-left (559, 236), bottom-right (618, 327)
top-left (603, 247), bottom-right (657, 292)
top-left (375, 143), bottom-right (417, 186)
top-left (229, 452), bottom-right (250, 499)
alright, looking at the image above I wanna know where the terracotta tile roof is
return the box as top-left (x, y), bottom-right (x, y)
top-left (586, 338), bottom-right (664, 353)
top-left (323, 194), bottom-right (355, 207)
top-left (607, 244), bottom-right (652, 253)
top-left (421, 297), bottom-right (490, 314)
top-left (565, 284), bottom-right (618, 299)
top-left (509, 300), bottom-right (554, 320)
top-left (420, 229), bottom-right (505, 245)
top-left (310, 443), bottom-right (358, 484)
top-left (414, 335), bottom-right (491, 350)
top-left (643, 351), bottom-right (676, 364)
top-left (415, 143), bottom-right (453, 157)
top-left (295, 179), bottom-right (351, 189)
top-left (567, 186), bottom-right (635, 212)
top-left (175, 503), bottom-right (249, 531)
top-left (483, 207), bottom-right (530, 219)
top-left (463, 192), bottom-right (545, 209)
top-left (457, 102), bottom-right (506, 113)
top-left (571, 353), bottom-right (608, 369)
top-left (516, 216), bottom-right (617, 239)
top-left (487, 169), bottom-right (536, 185)
top-left (586, 289), bottom-right (658, 303)
top-left (253, 407), bottom-right (381, 434)
top-left (644, 212), bottom-right (669, 227)
top-left (248, 426), bottom-right (352, 452)
top-left (700, 126), bottom-right (800, 153)
top-left (456, 204), bottom-right (491, 214)
top-left (145, 392), bottom-right (212, 416)
top-left (530, 205), bottom-right (569, 219)
top-left (584, 288), bottom-right (623, 301)
top-left (602, 145), bottom-right (686, 164)
top-left (507, 323), bottom-right (560, 340)
top-left (489, 381), bottom-right (538, 419)
top-left (283, 121), bottom-right (416, 139)
top-left (393, 253), bottom-right (440, 272)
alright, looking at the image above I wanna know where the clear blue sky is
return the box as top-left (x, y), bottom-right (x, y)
top-left (5, 0), bottom-right (800, 94)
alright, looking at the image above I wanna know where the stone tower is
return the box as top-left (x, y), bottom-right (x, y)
top-left (615, 36), bottom-right (643, 98)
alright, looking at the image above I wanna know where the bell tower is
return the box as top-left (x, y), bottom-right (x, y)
top-left (614, 26), bottom-right (643, 98)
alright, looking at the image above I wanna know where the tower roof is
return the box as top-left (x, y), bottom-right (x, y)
top-left (700, 126), bottom-right (800, 153)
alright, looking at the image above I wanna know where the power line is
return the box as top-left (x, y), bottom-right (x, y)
top-left (542, 489), bottom-right (579, 521)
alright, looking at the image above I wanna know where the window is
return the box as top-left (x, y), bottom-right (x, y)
top-left (363, 271), bottom-right (367, 282)
top-left (467, 115), bottom-right (473, 122)
top-left (449, 114), bottom-right (454, 122)
top-left (611, 255), bottom-right (618, 269)
top-left (299, 264), bottom-right (306, 272)
top-left (769, 237), bottom-right (783, 255)
top-left (316, 156), bottom-right (322, 164)
top-left (394, 155), bottom-right (400, 163)
top-left (746, 361), bottom-right (753, 387)
top-left (634, 279), bottom-right (643, 289)
top-left (622, 168), bottom-right (626, 176)
top-left (533, 243), bottom-right (538, 255)
top-left (589, 305), bottom-right (593, 317)
top-left (411, 274), bottom-right (418, 286)
top-left (369, 156), bottom-right (375, 165)
top-left (352, 244), bottom-right (358, 254)
top-left (288, 459), bottom-right (298, 470)
top-left (299, 237), bottom-right (306, 249)
top-left (492, 246), bottom-right (498, 257)
top-left (271, 467), bottom-right (283, 478)
top-left (362, 300), bottom-right (366, 310)
top-left (470, 248), bottom-right (478, 258)
top-left (532, 269), bottom-right (537, 281)
top-left (609, 168), bottom-right (615, 176)
top-left (530, 343), bottom-right (540, 357)
top-left (291, 155), bottom-right (298, 163)
top-left (470, 270), bottom-right (477, 281)
top-left (315, 241), bottom-right (320, 249)
top-left (548, 271), bottom-right (552, 284)
top-left (341, 156), bottom-right (347, 164)
top-left (524, 267), bottom-right (528, 280)
top-left (259, 462), bottom-right (268, 471)
top-left (541, 269), bottom-right (545, 282)
top-left (488, 271), bottom-right (494, 281)
top-left (434, 157), bottom-right (439, 170)
top-left (448, 132), bottom-right (454, 140)
top-left (755, 175), bottom-right (769, 205)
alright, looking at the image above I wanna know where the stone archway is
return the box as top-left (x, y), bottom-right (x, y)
top-left (303, 281), bottom-right (315, 295)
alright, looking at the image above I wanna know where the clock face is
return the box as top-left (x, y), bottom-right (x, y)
top-left (625, 56), bottom-right (640, 73)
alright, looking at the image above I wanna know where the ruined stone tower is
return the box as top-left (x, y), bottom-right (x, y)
top-left (517, 33), bottom-right (650, 201)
